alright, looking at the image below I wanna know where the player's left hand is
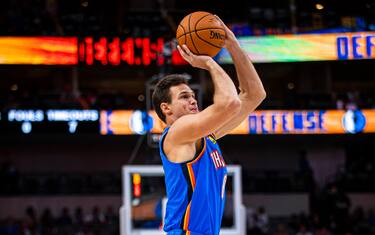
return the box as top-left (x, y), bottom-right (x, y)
top-left (177, 44), bottom-right (214, 70)
top-left (214, 15), bottom-right (239, 49)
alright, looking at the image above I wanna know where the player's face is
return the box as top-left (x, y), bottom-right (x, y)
top-left (169, 84), bottom-right (199, 117)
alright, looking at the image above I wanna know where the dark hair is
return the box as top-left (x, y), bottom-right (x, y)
top-left (152, 74), bottom-right (188, 123)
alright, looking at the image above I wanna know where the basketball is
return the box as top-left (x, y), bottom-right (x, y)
top-left (176, 11), bottom-right (226, 57)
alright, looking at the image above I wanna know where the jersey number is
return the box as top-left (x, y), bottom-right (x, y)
top-left (221, 174), bottom-right (227, 199)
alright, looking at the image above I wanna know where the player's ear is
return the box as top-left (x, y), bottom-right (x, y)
top-left (160, 102), bottom-right (172, 116)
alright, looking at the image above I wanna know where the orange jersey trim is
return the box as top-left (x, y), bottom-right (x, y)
top-left (187, 164), bottom-right (196, 189)
top-left (183, 202), bottom-right (192, 230)
top-left (190, 138), bottom-right (206, 165)
top-left (182, 137), bottom-right (207, 231)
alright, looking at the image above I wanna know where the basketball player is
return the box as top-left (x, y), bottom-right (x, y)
top-left (152, 19), bottom-right (266, 235)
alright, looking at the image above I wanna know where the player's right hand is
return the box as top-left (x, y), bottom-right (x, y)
top-left (177, 44), bottom-right (215, 70)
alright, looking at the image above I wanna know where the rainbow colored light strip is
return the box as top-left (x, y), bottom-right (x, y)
top-left (216, 32), bottom-right (375, 63)
top-left (100, 109), bottom-right (375, 135)
top-left (0, 37), bottom-right (77, 64)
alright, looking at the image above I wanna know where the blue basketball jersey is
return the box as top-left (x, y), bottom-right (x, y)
top-left (159, 127), bottom-right (228, 235)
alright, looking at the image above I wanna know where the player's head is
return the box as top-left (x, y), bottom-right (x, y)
top-left (152, 74), bottom-right (198, 124)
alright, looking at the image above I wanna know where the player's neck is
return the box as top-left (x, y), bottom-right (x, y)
top-left (165, 116), bottom-right (176, 126)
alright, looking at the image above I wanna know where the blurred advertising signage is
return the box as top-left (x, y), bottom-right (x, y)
top-left (99, 109), bottom-right (375, 135)
top-left (0, 37), bottom-right (77, 64)
top-left (3, 109), bottom-right (99, 134)
top-left (216, 32), bottom-right (375, 63)
top-left (0, 37), bottom-right (186, 65)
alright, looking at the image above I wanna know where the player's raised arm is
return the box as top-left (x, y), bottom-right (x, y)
top-left (166, 45), bottom-right (241, 144)
top-left (214, 18), bottom-right (267, 139)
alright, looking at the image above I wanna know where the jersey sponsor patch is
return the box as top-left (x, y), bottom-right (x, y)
top-left (208, 134), bottom-right (216, 144)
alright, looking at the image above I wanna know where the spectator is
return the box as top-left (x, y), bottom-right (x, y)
top-left (274, 224), bottom-right (290, 235)
top-left (73, 207), bottom-right (84, 226)
top-left (336, 99), bottom-right (345, 110)
top-left (295, 223), bottom-right (313, 235)
top-left (85, 206), bottom-right (105, 225)
top-left (368, 209), bottom-right (375, 226)
top-left (22, 206), bottom-right (39, 235)
top-left (85, 206), bottom-right (105, 235)
top-left (40, 208), bottom-right (55, 235)
top-left (0, 161), bottom-right (20, 194)
top-left (246, 207), bottom-right (256, 234)
top-left (255, 207), bottom-right (269, 235)
top-left (104, 206), bottom-right (117, 225)
top-left (73, 207), bottom-right (85, 235)
top-left (57, 207), bottom-right (72, 226)
top-left (351, 206), bottom-right (365, 227)
top-left (315, 226), bottom-right (333, 235)
top-left (57, 207), bottom-right (73, 235)
top-left (1, 217), bottom-right (20, 235)
top-left (104, 206), bottom-right (118, 235)
top-left (311, 213), bottom-right (322, 230)
top-left (320, 183), bottom-right (351, 233)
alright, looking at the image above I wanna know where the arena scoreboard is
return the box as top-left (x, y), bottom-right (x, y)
top-left (0, 109), bottom-right (99, 134)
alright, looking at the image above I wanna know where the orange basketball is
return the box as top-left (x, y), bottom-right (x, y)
top-left (176, 11), bottom-right (226, 57)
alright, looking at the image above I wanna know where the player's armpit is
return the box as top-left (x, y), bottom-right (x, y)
top-left (214, 94), bottom-right (266, 139)
top-left (166, 99), bottom-right (240, 145)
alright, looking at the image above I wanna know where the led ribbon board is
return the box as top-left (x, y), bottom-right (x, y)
top-left (1, 109), bottom-right (374, 135)
top-left (216, 32), bottom-right (375, 63)
top-left (0, 37), bottom-right (184, 65)
top-left (0, 37), bottom-right (77, 64)
top-left (246, 110), bottom-right (375, 134)
top-left (0, 33), bottom-right (374, 65)
top-left (99, 109), bottom-right (375, 135)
